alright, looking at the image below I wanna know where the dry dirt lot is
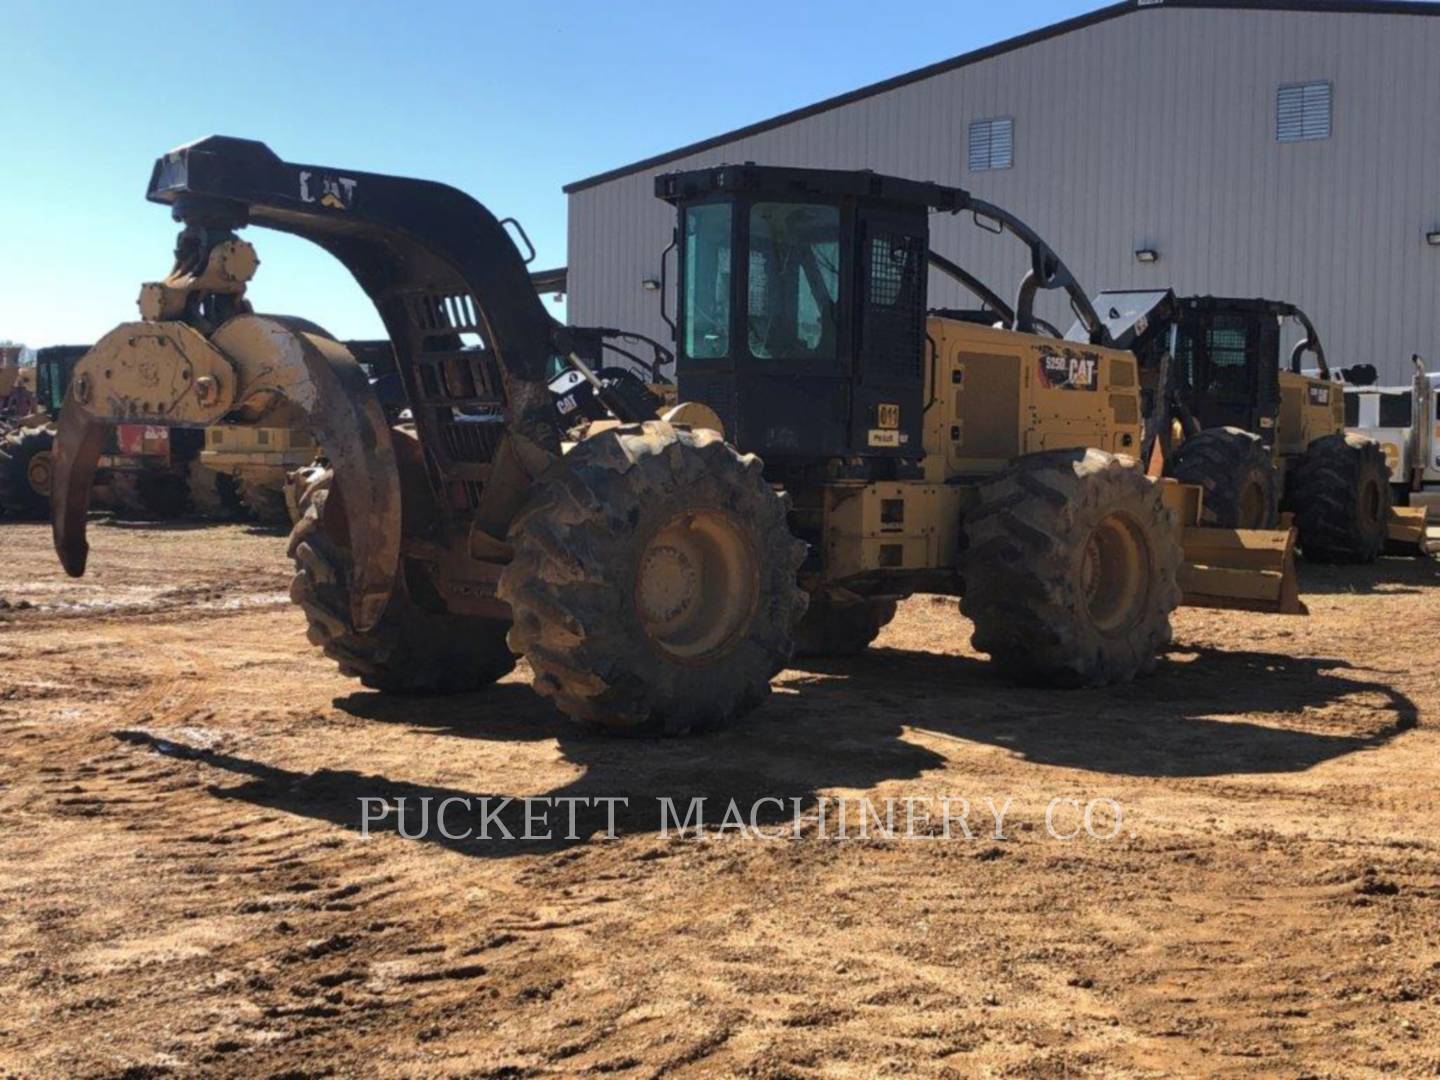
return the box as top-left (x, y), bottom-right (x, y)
top-left (1, 518), bottom-right (1439, 1079)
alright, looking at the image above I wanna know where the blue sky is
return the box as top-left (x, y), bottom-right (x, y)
top-left (0, 0), bottom-right (1097, 347)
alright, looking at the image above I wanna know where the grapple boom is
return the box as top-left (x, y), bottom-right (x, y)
top-left (142, 135), bottom-right (571, 532)
top-left (50, 135), bottom-right (587, 629)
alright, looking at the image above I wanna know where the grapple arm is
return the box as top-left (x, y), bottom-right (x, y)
top-left (51, 317), bottom-right (401, 632)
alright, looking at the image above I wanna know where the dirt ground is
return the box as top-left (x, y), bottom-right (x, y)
top-left (1, 518), bottom-right (1438, 1079)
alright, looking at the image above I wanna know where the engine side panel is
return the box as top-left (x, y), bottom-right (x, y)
top-left (922, 317), bottom-right (1142, 482)
top-left (1277, 371), bottom-right (1343, 457)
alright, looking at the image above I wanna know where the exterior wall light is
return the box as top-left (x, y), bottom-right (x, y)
top-left (642, 278), bottom-right (661, 291)
top-left (1426, 231), bottom-right (1440, 247)
top-left (1134, 248), bottom-right (1159, 263)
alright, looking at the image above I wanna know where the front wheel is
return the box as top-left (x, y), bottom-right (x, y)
top-left (1286, 434), bottom-right (1390, 564)
top-left (499, 421), bottom-right (806, 735)
top-left (0, 425), bottom-right (55, 519)
top-left (288, 465), bottom-right (516, 693)
top-left (960, 448), bottom-right (1181, 687)
top-left (1164, 426), bottom-right (1279, 528)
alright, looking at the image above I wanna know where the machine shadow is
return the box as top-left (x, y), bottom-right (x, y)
top-left (786, 643), bottom-right (1417, 777)
top-left (112, 679), bottom-right (946, 860)
top-left (1296, 555), bottom-right (1440, 595)
top-left (112, 633), bottom-right (1416, 859)
top-left (92, 514), bottom-right (291, 535)
top-left (92, 515), bottom-right (217, 533)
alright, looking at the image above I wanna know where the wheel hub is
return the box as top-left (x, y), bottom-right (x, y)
top-left (634, 509), bottom-right (758, 662)
top-left (1238, 479), bottom-right (1267, 528)
top-left (636, 543), bottom-right (700, 626)
top-left (1081, 512), bottom-right (1151, 635)
top-left (27, 450), bottom-right (52, 498)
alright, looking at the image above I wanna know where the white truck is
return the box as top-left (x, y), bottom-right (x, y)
top-left (1343, 357), bottom-right (1440, 527)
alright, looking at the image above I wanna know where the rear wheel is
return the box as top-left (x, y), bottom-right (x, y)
top-left (960, 448), bottom-right (1181, 687)
top-left (288, 465), bottom-right (515, 693)
top-left (0, 425), bottom-right (54, 519)
top-left (239, 476), bottom-right (295, 528)
top-left (1164, 426), bottom-right (1279, 528)
top-left (499, 421), bottom-right (806, 735)
top-left (111, 471), bottom-right (190, 519)
top-left (1287, 433), bottom-right (1390, 563)
top-left (188, 460), bottom-right (243, 520)
top-left (795, 589), bottom-right (898, 656)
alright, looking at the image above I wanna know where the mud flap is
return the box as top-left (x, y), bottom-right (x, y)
top-left (50, 317), bottom-right (401, 633)
top-left (1384, 506), bottom-right (1436, 556)
top-left (1158, 479), bottom-right (1306, 615)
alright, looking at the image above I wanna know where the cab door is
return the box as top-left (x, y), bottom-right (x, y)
top-left (851, 210), bottom-right (927, 461)
top-left (1176, 312), bottom-right (1280, 440)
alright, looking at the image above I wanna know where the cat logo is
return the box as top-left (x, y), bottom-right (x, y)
top-left (877, 402), bottom-right (901, 430)
top-left (1038, 350), bottom-right (1099, 391)
top-left (299, 170), bottom-right (358, 211)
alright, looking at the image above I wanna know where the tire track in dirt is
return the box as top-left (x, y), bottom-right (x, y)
top-left (3, 522), bottom-right (1440, 1077)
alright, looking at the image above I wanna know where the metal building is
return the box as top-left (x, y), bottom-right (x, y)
top-left (565, 0), bottom-right (1440, 384)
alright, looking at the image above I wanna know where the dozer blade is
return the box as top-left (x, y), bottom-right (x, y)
top-left (1178, 524), bottom-right (1306, 614)
top-left (1384, 505), bottom-right (1437, 556)
top-left (1157, 478), bottom-right (1306, 615)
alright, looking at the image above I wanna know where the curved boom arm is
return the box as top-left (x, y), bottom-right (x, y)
top-left (962, 197), bottom-right (1110, 347)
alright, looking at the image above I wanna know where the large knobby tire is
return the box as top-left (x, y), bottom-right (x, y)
top-left (239, 477), bottom-right (295, 528)
top-left (111, 471), bottom-right (191, 520)
top-left (795, 590), bottom-right (898, 657)
top-left (498, 421), bottom-right (806, 735)
top-left (960, 448), bottom-right (1181, 688)
top-left (188, 460), bottom-right (241, 520)
top-left (1286, 433), bottom-right (1391, 564)
top-left (1164, 426), bottom-right (1279, 528)
top-left (0, 425), bottom-right (54, 519)
top-left (288, 465), bottom-right (516, 693)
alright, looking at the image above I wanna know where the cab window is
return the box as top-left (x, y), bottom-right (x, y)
top-left (747, 202), bottom-right (840, 361)
top-left (683, 203), bottom-right (732, 360)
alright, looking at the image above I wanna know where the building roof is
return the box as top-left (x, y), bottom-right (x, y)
top-left (563, 0), bottom-right (1440, 194)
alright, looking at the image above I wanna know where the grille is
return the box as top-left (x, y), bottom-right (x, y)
top-left (412, 292), bottom-right (481, 332)
top-left (440, 417), bottom-right (504, 463)
top-left (864, 234), bottom-right (925, 380)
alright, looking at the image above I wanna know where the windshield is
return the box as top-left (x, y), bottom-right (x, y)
top-left (683, 203), bottom-right (732, 360)
top-left (747, 202), bottom-right (840, 361)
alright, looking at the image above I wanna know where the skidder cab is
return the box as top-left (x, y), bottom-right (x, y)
top-left (656, 165), bottom-right (1303, 683)
top-left (1086, 290), bottom-right (1426, 558)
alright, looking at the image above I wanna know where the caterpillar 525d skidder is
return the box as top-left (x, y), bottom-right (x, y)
top-left (651, 165), bottom-right (1302, 674)
top-left (1082, 291), bottom-right (1425, 559)
top-left (50, 136), bottom-right (805, 735)
top-left (52, 141), bottom-right (1297, 734)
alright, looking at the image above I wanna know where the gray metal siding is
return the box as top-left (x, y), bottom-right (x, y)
top-left (567, 7), bottom-right (1440, 386)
